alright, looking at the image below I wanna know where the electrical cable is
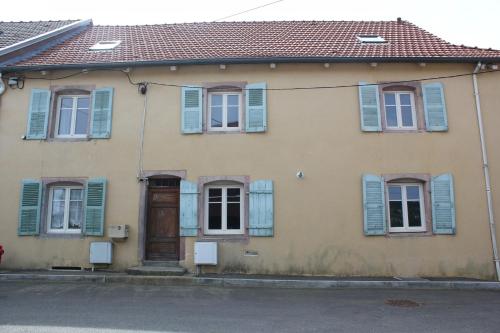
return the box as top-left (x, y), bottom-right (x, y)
top-left (213, 0), bottom-right (285, 22)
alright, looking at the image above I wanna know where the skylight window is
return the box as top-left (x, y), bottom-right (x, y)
top-left (89, 40), bottom-right (121, 51)
top-left (357, 35), bottom-right (386, 44)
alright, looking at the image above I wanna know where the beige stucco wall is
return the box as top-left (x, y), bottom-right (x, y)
top-left (0, 62), bottom-right (497, 279)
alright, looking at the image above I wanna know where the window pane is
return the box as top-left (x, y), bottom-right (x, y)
top-left (388, 186), bottom-right (402, 200)
top-left (389, 201), bottom-right (403, 228)
top-left (406, 186), bottom-right (420, 201)
top-left (69, 201), bottom-right (83, 229)
top-left (58, 108), bottom-right (72, 135)
top-left (50, 200), bottom-right (65, 229)
top-left (227, 203), bottom-right (240, 229)
top-left (227, 95), bottom-right (239, 106)
top-left (209, 188), bottom-right (222, 202)
top-left (401, 105), bottom-right (414, 127)
top-left (77, 97), bottom-right (89, 109)
top-left (70, 189), bottom-right (83, 200)
top-left (208, 203), bottom-right (222, 230)
top-left (211, 94), bottom-right (223, 106)
top-left (399, 93), bottom-right (411, 105)
top-left (211, 106), bottom-right (223, 127)
top-left (384, 93), bottom-right (396, 105)
top-left (61, 97), bottom-right (73, 108)
top-left (227, 106), bottom-right (239, 127)
top-left (75, 108), bottom-right (89, 135)
top-left (407, 201), bottom-right (422, 227)
top-left (227, 188), bottom-right (240, 202)
top-left (385, 105), bottom-right (398, 127)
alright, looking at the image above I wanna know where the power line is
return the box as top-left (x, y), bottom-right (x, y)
top-left (213, 0), bottom-right (285, 22)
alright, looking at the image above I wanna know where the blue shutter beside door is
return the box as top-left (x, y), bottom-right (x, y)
top-left (18, 179), bottom-right (42, 236)
top-left (84, 178), bottom-right (107, 236)
top-left (358, 82), bottom-right (382, 132)
top-left (431, 173), bottom-right (456, 234)
top-left (181, 86), bottom-right (203, 134)
top-left (249, 180), bottom-right (274, 236)
top-left (26, 89), bottom-right (51, 139)
top-left (245, 82), bottom-right (267, 132)
top-left (180, 180), bottom-right (198, 236)
top-left (423, 82), bottom-right (448, 132)
top-left (362, 174), bottom-right (386, 235)
top-left (90, 87), bottom-right (114, 138)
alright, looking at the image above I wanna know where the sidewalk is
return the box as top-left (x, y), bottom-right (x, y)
top-left (1, 269), bottom-right (499, 290)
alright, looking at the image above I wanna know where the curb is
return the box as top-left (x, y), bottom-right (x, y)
top-left (1, 273), bottom-right (500, 290)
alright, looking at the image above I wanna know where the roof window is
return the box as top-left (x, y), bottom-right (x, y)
top-left (357, 35), bottom-right (386, 44)
top-left (89, 40), bottom-right (121, 51)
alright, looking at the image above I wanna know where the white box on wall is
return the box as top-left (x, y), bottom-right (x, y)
top-left (194, 242), bottom-right (217, 265)
top-left (89, 242), bottom-right (113, 264)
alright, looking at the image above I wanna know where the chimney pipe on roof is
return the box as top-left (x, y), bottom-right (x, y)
top-left (397, 17), bottom-right (402, 24)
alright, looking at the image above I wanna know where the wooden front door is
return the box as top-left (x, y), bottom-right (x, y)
top-left (146, 186), bottom-right (180, 260)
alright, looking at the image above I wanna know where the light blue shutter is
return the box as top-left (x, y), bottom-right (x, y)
top-left (26, 89), bottom-right (51, 139)
top-left (90, 87), bottom-right (114, 138)
top-left (362, 174), bottom-right (386, 235)
top-left (18, 180), bottom-right (42, 236)
top-left (245, 82), bottom-right (267, 132)
top-left (423, 82), bottom-right (448, 131)
top-left (84, 178), bottom-right (107, 236)
top-left (358, 82), bottom-right (382, 132)
top-left (249, 180), bottom-right (274, 236)
top-left (181, 86), bottom-right (202, 134)
top-left (180, 180), bottom-right (198, 236)
top-left (431, 173), bottom-right (455, 234)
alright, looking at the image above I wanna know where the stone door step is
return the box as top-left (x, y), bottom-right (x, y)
top-left (126, 265), bottom-right (186, 276)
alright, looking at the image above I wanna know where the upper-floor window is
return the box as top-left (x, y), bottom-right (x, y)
top-left (387, 183), bottom-right (426, 233)
top-left (47, 186), bottom-right (84, 234)
top-left (383, 91), bottom-right (416, 130)
top-left (208, 92), bottom-right (242, 131)
top-left (56, 95), bottom-right (90, 138)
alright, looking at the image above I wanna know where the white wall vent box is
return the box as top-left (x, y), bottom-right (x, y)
top-left (89, 242), bottom-right (112, 264)
top-left (194, 242), bottom-right (217, 265)
top-left (108, 224), bottom-right (129, 238)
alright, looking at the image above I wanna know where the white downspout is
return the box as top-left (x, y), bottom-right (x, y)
top-left (472, 62), bottom-right (500, 281)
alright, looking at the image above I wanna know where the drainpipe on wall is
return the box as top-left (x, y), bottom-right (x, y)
top-left (472, 62), bottom-right (500, 281)
top-left (137, 83), bottom-right (149, 180)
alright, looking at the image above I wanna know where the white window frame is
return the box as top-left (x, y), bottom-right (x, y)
top-left (47, 186), bottom-right (84, 234)
top-left (55, 95), bottom-right (90, 138)
top-left (204, 184), bottom-right (244, 235)
top-left (383, 91), bottom-right (417, 130)
top-left (207, 92), bottom-right (242, 131)
top-left (387, 183), bottom-right (426, 233)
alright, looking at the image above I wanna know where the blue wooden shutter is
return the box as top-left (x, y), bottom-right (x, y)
top-left (362, 174), bottom-right (386, 235)
top-left (180, 180), bottom-right (198, 236)
top-left (249, 180), bottom-right (274, 236)
top-left (84, 178), bottom-right (107, 236)
top-left (90, 87), bottom-right (114, 138)
top-left (245, 82), bottom-right (267, 132)
top-left (26, 89), bottom-right (51, 139)
top-left (431, 173), bottom-right (456, 234)
top-left (423, 82), bottom-right (448, 131)
top-left (358, 82), bottom-right (382, 132)
top-left (181, 86), bottom-right (203, 134)
top-left (18, 179), bottom-right (42, 235)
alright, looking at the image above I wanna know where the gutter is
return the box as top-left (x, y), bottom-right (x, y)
top-left (472, 62), bottom-right (500, 281)
top-left (0, 19), bottom-right (92, 57)
top-left (2, 56), bottom-right (500, 73)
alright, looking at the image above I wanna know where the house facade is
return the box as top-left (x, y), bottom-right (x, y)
top-left (0, 20), bottom-right (499, 279)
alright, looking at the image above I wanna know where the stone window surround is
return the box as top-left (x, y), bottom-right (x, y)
top-left (383, 173), bottom-right (433, 237)
top-left (39, 177), bottom-right (87, 239)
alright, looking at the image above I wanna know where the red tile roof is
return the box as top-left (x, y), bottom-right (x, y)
top-left (0, 20), bottom-right (78, 49)
top-left (6, 20), bottom-right (500, 69)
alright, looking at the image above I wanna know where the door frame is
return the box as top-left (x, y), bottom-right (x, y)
top-left (138, 170), bottom-right (186, 263)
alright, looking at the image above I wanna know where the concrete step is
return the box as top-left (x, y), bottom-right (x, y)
top-left (143, 260), bottom-right (181, 267)
top-left (126, 265), bottom-right (187, 276)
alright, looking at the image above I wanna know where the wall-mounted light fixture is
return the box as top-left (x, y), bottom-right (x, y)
top-left (0, 73), bottom-right (5, 96)
top-left (296, 171), bottom-right (304, 179)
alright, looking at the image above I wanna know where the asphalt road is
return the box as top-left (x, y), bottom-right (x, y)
top-left (0, 281), bottom-right (499, 333)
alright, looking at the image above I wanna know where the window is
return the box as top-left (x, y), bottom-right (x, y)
top-left (47, 186), bottom-right (84, 233)
top-left (89, 40), bottom-right (121, 51)
top-left (55, 95), bottom-right (90, 138)
top-left (383, 91), bottom-right (416, 129)
top-left (204, 185), bottom-right (244, 235)
top-left (388, 183), bottom-right (426, 233)
top-left (208, 92), bottom-right (242, 131)
top-left (357, 35), bottom-right (386, 43)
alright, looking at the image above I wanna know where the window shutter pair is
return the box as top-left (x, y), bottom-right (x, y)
top-left (362, 173), bottom-right (455, 236)
top-left (18, 178), bottom-right (107, 236)
top-left (181, 83), bottom-right (267, 133)
top-left (358, 82), bottom-right (447, 132)
top-left (26, 88), bottom-right (114, 139)
top-left (179, 179), bottom-right (274, 237)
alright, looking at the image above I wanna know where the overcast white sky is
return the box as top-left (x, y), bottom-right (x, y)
top-left (1, 0), bottom-right (499, 49)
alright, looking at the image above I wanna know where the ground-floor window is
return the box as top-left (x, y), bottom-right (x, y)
top-left (388, 183), bottom-right (426, 232)
top-left (204, 185), bottom-right (244, 235)
top-left (47, 186), bottom-right (84, 233)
